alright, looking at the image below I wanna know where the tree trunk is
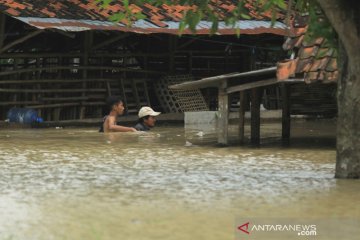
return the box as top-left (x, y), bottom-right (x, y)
top-left (336, 42), bottom-right (360, 178)
top-left (317, 0), bottom-right (360, 178)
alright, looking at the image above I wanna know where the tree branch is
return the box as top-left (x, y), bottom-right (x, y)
top-left (317, 0), bottom-right (360, 67)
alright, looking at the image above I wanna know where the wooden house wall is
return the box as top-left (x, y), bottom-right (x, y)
top-left (0, 14), bottom-right (288, 122)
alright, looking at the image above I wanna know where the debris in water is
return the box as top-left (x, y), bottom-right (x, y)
top-left (196, 131), bottom-right (204, 137)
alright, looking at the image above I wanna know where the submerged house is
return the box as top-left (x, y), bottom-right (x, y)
top-left (170, 13), bottom-right (338, 145)
top-left (0, 0), bottom-right (288, 122)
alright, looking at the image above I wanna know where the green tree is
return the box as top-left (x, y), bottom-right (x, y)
top-left (100, 0), bottom-right (360, 179)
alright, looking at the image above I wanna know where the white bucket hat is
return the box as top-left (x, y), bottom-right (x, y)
top-left (138, 106), bottom-right (161, 118)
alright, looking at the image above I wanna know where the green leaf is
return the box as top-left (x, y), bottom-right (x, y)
top-left (96, 0), bottom-right (113, 8)
top-left (210, 20), bottom-right (218, 35)
top-left (134, 12), bottom-right (146, 20)
top-left (275, 0), bottom-right (287, 10)
top-left (240, 13), bottom-right (251, 20)
top-left (235, 27), bottom-right (241, 37)
top-left (179, 21), bottom-right (187, 35)
top-left (109, 12), bottom-right (126, 22)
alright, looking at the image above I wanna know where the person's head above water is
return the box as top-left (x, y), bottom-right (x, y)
top-left (137, 106), bottom-right (161, 128)
top-left (106, 96), bottom-right (124, 115)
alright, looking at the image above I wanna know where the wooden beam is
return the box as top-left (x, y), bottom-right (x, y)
top-left (227, 78), bottom-right (278, 94)
top-left (0, 101), bottom-right (42, 106)
top-left (0, 88), bottom-right (106, 93)
top-left (0, 30), bottom-right (43, 54)
top-left (0, 78), bottom-right (118, 84)
top-left (169, 67), bottom-right (277, 90)
top-left (0, 66), bottom-right (163, 76)
top-left (251, 88), bottom-right (261, 146)
top-left (40, 96), bottom-right (89, 101)
top-left (80, 31), bottom-right (93, 119)
top-left (26, 102), bottom-right (105, 109)
top-left (0, 52), bottom-right (169, 58)
top-left (92, 33), bottom-right (129, 50)
top-left (178, 38), bottom-right (198, 49)
top-left (217, 80), bottom-right (229, 145)
top-left (50, 29), bottom-right (75, 38)
top-left (0, 13), bottom-right (5, 49)
top-left (168, 35), bottom-right (177, 74)
top-left (238, 91), bottom-right (247, 145)
top-left (281, 83), bottom-right (291, 144)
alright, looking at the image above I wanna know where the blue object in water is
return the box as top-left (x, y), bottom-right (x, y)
top-left (6, 108), bottom-right (43, 124)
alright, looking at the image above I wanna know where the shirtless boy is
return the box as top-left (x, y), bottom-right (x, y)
top-left (100, 96), bottom-right (137, 133)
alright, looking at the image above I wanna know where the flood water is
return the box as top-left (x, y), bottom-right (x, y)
top-left (0, 119), bottom-right (359, 240)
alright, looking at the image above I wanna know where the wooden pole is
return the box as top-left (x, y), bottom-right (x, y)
top-left (80, 31), bottom-right (93, 119)
top-left (217, 80), bottom-right (229, 145)
top-left (238, 90), bottom-right (247, 145)
top-left (188, 52), bottom-right (192, 74)
top-left (168, 35), bottom-right (176, 74)
top-left (251, 88), bottom-right (261, 146)
top-left (0, 13), bottom-right (5, 50)
top-left (281, 83), bottom-right (291, 144)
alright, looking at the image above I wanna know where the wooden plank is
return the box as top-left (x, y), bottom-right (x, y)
top-left (217, 80), bottom-right (229, 145)
top-left (0, 88), bottom-right (106, 93)
top-left (27, 103), bottom-right (80, 109)
top-left (0, 30), bottom-right (43, 54)
top-left (281, 83), bottom-right (291, 144)
top-left (40, 96), bottom-right (89, 101)
top-left (238, 91), bottom-right (247, 145)
top-left (26, 102), bottom-right (105, 109)
top-left (226, 78), bottom-right (278, 94)
top-left (251, 88), bottom-right (261, 146)
top-left (0, 78), bottom-right (119, 84)
top-left (0, 101), bottom-right (42, 106)
top-left (0, 66), bottom-right (163, 76)
top-left (169, 67), bottom-right (277, 90)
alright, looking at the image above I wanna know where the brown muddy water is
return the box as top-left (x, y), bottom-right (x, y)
top-left (0, 119), bottom-right (359, 240)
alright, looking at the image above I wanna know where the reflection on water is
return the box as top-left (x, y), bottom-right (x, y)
top-left (0, 119), bottom-right (359, 240)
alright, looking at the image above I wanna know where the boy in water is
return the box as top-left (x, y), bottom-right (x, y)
top-left (134, 106), bottom-right (161, 131)
top-left (100, 96), bottom-right (137, 133)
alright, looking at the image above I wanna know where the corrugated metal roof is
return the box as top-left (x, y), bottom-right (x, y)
top-left (0, 0), bottom-right (288, 35)
top-left (16, 17), bottom-right (287, 35)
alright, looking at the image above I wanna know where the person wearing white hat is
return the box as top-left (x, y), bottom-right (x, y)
top-left (134, 106), bottom-right (161, 131)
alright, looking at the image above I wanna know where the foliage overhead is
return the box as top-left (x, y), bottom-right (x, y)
top-left (97, 0), bottom-right (337, 45)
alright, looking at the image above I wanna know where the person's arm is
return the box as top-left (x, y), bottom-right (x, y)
top-left (106, 116), bottom-right (137, 132)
